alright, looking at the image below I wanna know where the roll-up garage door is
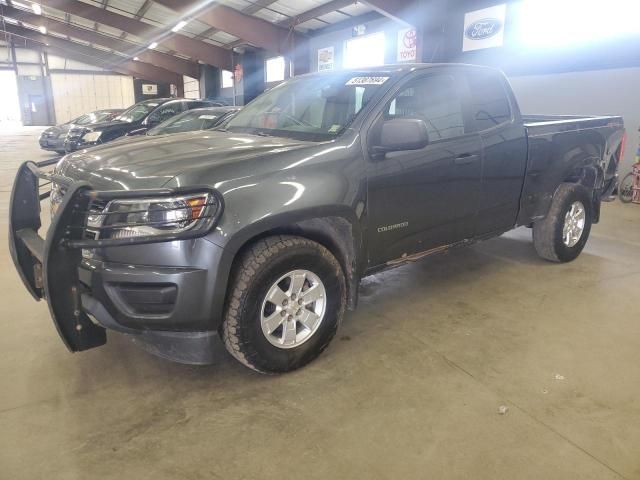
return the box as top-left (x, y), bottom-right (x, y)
top-left (50, 74), bottom-right (135, 124)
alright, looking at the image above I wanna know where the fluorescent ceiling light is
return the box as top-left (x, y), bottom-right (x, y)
top-left (171, 20), bottom-right (188, 33)
top-left (3, 17), bottom-right (19, 24)
top-left (32, 3), bottom-right (42, 15)
top-left (38, 25), bottom-right (46, 34)
top-left (148, 42), bottom-right (158, 49)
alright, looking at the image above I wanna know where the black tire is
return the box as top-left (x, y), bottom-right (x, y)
top-left (532, 183), bottom-right (593, 263)
top-left (618, 173), bottom-right (634, 203)
top-left (220, 235), bottom-right (346, 374)
top-left (55, 150), bottom-right (66, 155)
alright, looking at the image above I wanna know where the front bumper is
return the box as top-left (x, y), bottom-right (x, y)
top-left (64, 138), bottom-right (98, 153)
top-left (39, 136), bottom-right (65, 152)
top-left (9, 160), bottom-right (225, 363)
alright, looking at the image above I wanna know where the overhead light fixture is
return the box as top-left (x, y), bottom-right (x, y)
top-left (171, 20), bottom-right (188, 33)
top-left (32, 3), bottom-right (42, 15)
top-left (39, 25), bottom-right (46, 34)
top-left (148, 42), bottom-right (158, 49)
top-left (133, 56), bottom-right (139, 61)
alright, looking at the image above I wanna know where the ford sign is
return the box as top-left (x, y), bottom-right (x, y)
top-left (465, 18), bottom-right (502, 41)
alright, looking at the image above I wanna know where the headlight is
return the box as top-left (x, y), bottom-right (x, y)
top-left (91, 193), bottom-right (219, 240)
top-left (50, 183), bottom-right (65, 218)
top-left (82, 131), bottom-right (102, 142)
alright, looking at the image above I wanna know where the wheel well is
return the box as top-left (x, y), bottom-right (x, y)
top-left (231, 217), bottom-right (361, 310)
top-left (563, 163), bottom-right (602, 190)
top-left (560, 163), bottom-right (603, 223)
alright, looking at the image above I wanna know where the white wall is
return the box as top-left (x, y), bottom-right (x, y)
top-left (50, 73), bottom-right (135, 123)
top-left (509, 67), bottom-right (640, 172)
top-left (48, 55), bottom-right (109, 72)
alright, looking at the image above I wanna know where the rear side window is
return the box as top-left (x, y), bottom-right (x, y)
top-left (466, 71), bottom-right (512, 131)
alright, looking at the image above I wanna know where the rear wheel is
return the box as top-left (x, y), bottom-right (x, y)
top-left (221, 235), bottom-right (346, 374)
top-left (618, 173), bottom-right (634, 203)
top-left (533, 183), bottom-right (593, 263)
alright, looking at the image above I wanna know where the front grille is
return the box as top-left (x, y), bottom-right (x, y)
top-left (67, 128), bottom-right (88, 139)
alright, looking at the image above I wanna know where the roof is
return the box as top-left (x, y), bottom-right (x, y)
top-left (0, 0), bottom-right (378, 74)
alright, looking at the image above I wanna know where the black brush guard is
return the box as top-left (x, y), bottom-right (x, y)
top-left (9, 160), bottom-right (223, 352)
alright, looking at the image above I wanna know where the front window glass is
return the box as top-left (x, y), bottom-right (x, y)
top-left (386, 75), bottom-right (465, 141)
top-left (225, 72), bottom-right (391, 141)
top-left (115, 100), bottom-right (161, 123)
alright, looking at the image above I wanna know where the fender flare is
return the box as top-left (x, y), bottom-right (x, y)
top-left (206, 206), bottom-right (364, 327)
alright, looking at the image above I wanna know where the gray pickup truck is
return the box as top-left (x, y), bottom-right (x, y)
top-left (10, 64), bottom-right (625, 373)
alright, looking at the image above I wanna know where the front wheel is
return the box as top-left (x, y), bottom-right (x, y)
top-left (533, 183), bottom-right (593, 263)
top-left (220, 235), bottom-right (346, 374)
top-left (618, 173), bottom-right (634, 203)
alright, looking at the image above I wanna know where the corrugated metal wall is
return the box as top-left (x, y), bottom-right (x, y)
top-left (50, 74), bottom-right (135, 123)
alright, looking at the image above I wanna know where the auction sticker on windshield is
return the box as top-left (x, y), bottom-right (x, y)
top-left (345, 76), bottom-right (389, 86)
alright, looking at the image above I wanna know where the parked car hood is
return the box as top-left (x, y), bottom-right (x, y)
top-left (42, 123), bottom-right (71, 137)
top-left (79, 119), bottom-right (135, 132)
top-left (56, 130), bottom-right (316, 190)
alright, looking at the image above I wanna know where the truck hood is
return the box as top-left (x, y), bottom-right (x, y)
top-left (57, 130), bottom-right (314, 190)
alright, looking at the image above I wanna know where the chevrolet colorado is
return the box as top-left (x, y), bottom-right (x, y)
top-left (10, 64), bottom-right (625, 373)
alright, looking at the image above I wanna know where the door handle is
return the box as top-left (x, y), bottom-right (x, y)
top-left (454, 154), bottom-right (479, 165)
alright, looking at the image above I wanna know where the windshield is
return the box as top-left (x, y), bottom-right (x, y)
top-left (225, 72), bottom-right (392, 141)
top-left (147, 109), bottom-right (232, 136)
top-left (115, 101), bottom-right (161, 123)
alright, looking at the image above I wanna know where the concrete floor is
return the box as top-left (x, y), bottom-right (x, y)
top-left (1, 126), bottom-right (640, 479)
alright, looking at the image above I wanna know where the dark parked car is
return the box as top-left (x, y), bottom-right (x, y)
top-left (38, 109), bottom-right (123, 154)
top-left (11, 64), bottom-right (625, 374)
top-left (139, 106), bottom-right (240, 137)
top-left (64, 98), bottom-right (221, 152)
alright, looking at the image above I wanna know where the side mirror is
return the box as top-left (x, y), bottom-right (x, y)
top-left (374, 118), bottom-right (430, 154)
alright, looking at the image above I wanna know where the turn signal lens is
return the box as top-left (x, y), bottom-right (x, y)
top-left (187, 196), bottom-right (207, 219)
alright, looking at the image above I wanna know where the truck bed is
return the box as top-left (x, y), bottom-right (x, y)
top-left (523, 114), bottom-right (623, 137)
top-left (517, 114), bottom-right (625, 226)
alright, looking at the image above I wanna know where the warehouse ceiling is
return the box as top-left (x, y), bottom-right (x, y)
top-left (0, 0), bottom-right (377, 75)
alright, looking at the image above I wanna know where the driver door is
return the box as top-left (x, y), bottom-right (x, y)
top-left (366, 72), bottom-right (483, 267)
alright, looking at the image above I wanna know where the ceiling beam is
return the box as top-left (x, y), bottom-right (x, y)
top-left (1, 4), bottom-right (199, 77)
top-left (153, 0), bottom-right (300, 54)
top-left (193, 0), bottom-right (279, 43)
top-left (358, 0), bottom-right (415, 26)
top-left (280, 0), bottom-right (356, 28)
top-left (2, 24), bottom-right (181, 84)
top-left (41, 0), bottom-right (232, 69)
top-left (223, 0), bottom-right (357, 49)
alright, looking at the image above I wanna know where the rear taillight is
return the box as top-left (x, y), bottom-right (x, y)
top-left (618, 130), bottom-right (627, 165)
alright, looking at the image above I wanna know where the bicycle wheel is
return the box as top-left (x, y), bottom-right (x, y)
top-left (619, 173), bottom-right (634, 203)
